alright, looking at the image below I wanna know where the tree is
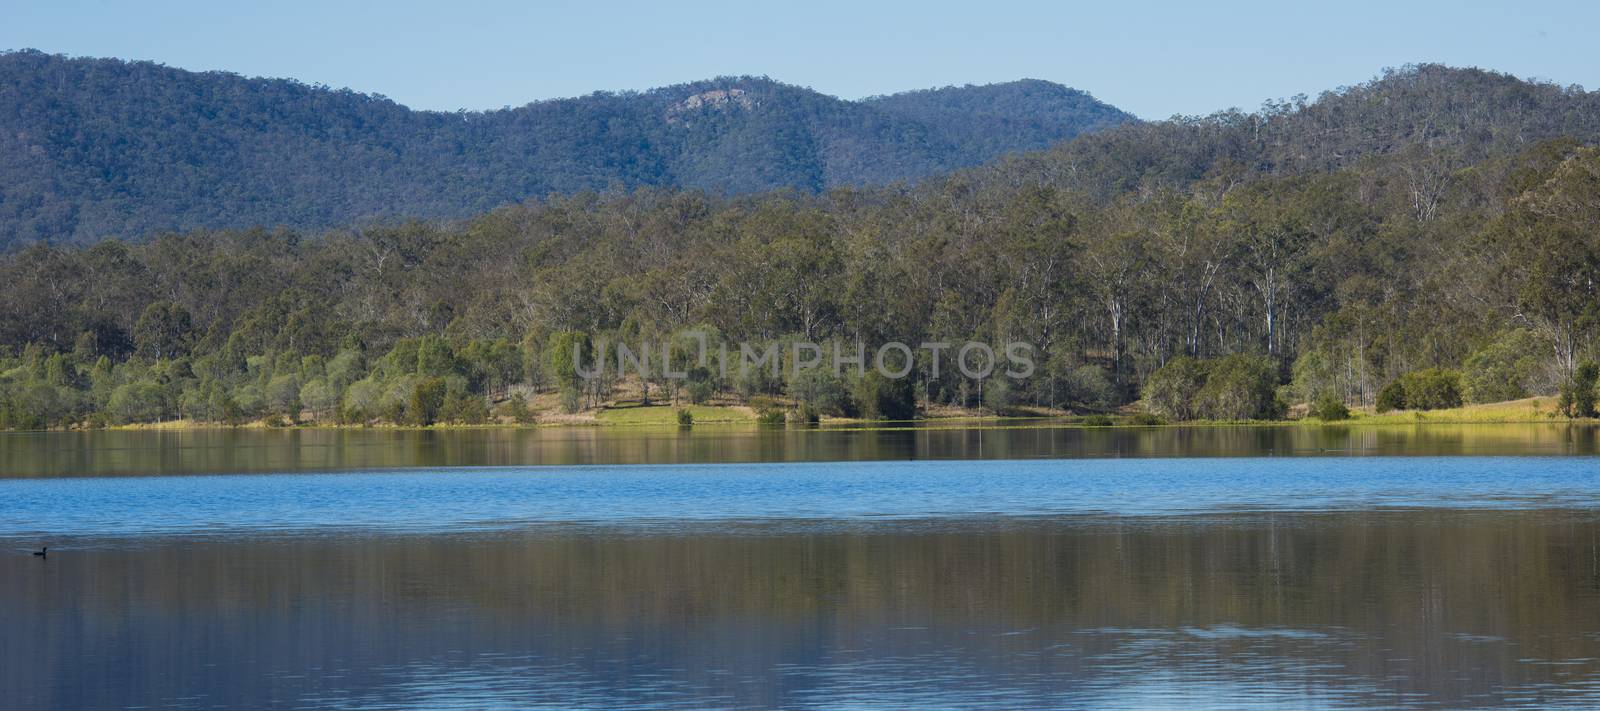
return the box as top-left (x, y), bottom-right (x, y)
top-left (787, 366), bottom-right (854, 417)
top-left (1376, 381), bottom-right (1406, 413)
top-left (1310, 392), bottom-right (1350, 421)
top-left (1196, 354), bottom-right (1283, 420)
top-left (408, 377), bottom-right (447, 426)
top-left (133, 301), bottom-right (193, 360)
top-left (1559, 361), bottom-right (1598, 418)
top-left (856, 370), bottom-right (917, 420)
top-left (107, 380), bottom-right (168, 424)
top-left (1398, 369), bottom-right (1463, 410)
top-left (1462, 330), bottom-right (1544, 404)
top-left (1142, 357), bottom-right (1208, 421)
top-left (299, 378), bottom-right (339, 420)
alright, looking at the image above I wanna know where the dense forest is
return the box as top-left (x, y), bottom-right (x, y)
top-left (0, 50), bottom-right (1130, 248)
top-left (0, 63), bottom-right (1597, 429)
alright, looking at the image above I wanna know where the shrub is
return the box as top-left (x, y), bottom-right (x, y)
top-left (786, 367), bottom-right (855, 416)
top-left (1127, 413), bottom-right (1166, 426)
top-left (981, 378), bottom-right (1014, 415)
top-left (1559, 361), bottom-right (1599, 418)
top-left (1142, 357), bottom-right (1209, 421)
top-left (500, 393), bottom-right (533, 424)
top-left (1081, 414), bottom-right (1113, 427)
top-left (1144, 355), bottom-right (1282, 421)
top-left (790, 405), bottom-right (821, 426)
top-left (557, 384), bottom-right (582, 414)
top-left (684, 379), bottom-right (715, 405)
top-left (1195, 354), bottom-right (1283, 421)
top-left (441, 393), bottom-right (489, 424)
top-left (856, 370), bottom-right (917, 420)
top-left (1376, 381), bottom-right (1406, 413)
top-left (755, 408), bottom-right (786, 426)
top-left (1065, 365), bottom-right (1117, 409)
top-left (676, 408), bottom-right (693, 426)
top-left (1310, 392), bottom-right (1350, 421)
top-left (1398, 369), bottom-right (1462, 411)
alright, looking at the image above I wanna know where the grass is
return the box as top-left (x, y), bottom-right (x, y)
top-left (1329, 397), bottom-right (1567, 425)
top-left (594, 402), bottom-right (755, 426)
top-left (89, 396), bottom-right (1584, 432)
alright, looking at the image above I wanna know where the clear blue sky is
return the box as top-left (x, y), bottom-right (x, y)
top-left (5, 0), bottom-right (1597, 119)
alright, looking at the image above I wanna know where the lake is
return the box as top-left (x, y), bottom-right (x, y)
top-left (3, 424), bottom-right (1599, 709)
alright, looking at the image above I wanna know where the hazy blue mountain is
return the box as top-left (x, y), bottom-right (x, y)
top-left (0, 51), bottom-right (1133, 246)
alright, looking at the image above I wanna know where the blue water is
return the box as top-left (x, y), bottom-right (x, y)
top-left (8, 453), bottom-right (1600, 709)
top-left (3, 456), bottom-right (1596, 538)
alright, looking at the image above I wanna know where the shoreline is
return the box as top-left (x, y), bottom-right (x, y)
top-left (68, 417), bottom-right (1596, 436)
top-left (1, 396), bottom-right (1581, 434)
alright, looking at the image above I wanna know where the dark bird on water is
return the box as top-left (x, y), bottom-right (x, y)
top-left (32, 547), bottom-right (46, 557)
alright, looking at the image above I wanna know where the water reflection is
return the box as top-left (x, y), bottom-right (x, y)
top-left (7, 511), bottom-right (1600, 709)
top-left (6, 457), bottom-right (1600, 538)
top-left (1, 422), bottom-right (1595, 477)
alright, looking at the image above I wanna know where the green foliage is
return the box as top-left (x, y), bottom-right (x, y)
top-left (1063, 365), bottom-right (1117, 410)
top-left (107, 380), bottom-right (168, 424)
top-left (441, 392), bottom-right (490, 425)
top-left (265, 374), bottom-right (302, 419)
top-left (132, 301), bottom-right (193, 360)
top-left (407, 377), bottom-right (447, 426)
top-left (1559, 361), bottom-right (1599, 418)
top-left (981, 378), bottom-right (1014, 415)
top-left (684, 367), bottom-right (716, 405)
top-left (1144, 355), bottom-right (1283, 421)
top-left (676, 408), bottom-right (694, 427)
top-left (1398, 369), bottom-right (1463, 411)
top-left (755, 408), bottom-right (786, 426)
top-left (1376, 381), bottom-right (1406, 413)
top-left (545, 332), bottom-right (592, 389)
top-left (786, 367), bottom-right (855, 417)
top-left (855, 371), bottom-right (917, 420)
top-left (1462, 330), bottom-right (1543, 403)
top-left (1081, 414), bottom-right (1113, 427)
top-left (2, 63), bottom-right (1600, 432)
top-left (416, 335), bottom-right (457, 377)
top-left (557, 385), bottom-right (583, 414)
top-left (1288, 348), bottom-right (1339, 407)
top-left (1196, 355), bottom-right (1284, 421)
top-left (1310, 392), bottom-right (1351, 421)
top-left (1142, 357), bottom-right (1210, 421)
top-left (500, 393), bottom-right (534, 424)
top-left (790, 405), bottom-right (821, 426)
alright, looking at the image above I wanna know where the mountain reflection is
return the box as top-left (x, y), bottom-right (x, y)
top-left (8, 510), bottom-right (1600, 709)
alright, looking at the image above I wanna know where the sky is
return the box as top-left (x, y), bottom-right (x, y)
top-left (4, 0), bottom-right (1598, 119)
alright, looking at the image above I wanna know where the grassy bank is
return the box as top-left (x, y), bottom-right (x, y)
top-left (1303, 397), bottom-right (1570, 426)
top-left (76, 395), bottom-right (1585, 433)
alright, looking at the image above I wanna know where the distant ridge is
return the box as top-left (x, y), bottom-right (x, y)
top-left (0, 50), bottom-right (1133, 246)
top-left (979, 64), bottom-right (1600, 198)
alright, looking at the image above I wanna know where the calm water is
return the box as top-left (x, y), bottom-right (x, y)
top-left (3, 424), bottom-right (1599, 709)
top-left (0, 421), bottom-right (1595, 477)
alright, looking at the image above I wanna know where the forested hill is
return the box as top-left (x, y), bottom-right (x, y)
top-left (0, 50), bottom-right (1132, 247)
top-left (981, 64), bottom-right (1600, 198)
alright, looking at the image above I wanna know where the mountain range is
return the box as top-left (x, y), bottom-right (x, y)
top-left (3, 51), bottom-right (1600, 250)
top-left (0, 50), bottom-right (1130, 246)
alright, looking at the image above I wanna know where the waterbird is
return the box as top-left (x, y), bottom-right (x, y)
top-left (32, 547), bottom-right (46, 558)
